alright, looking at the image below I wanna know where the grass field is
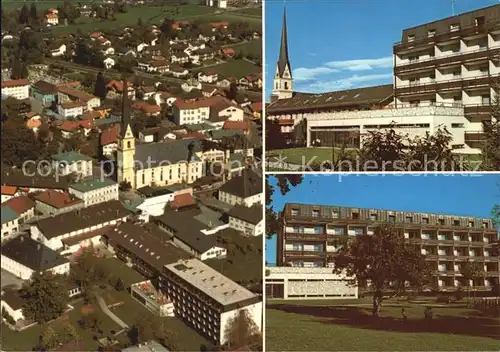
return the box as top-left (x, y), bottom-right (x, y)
top-left (1, 301), bottom-right (121, 351)
top-left (266, 299), bottom-right (500, 351)
top-left (234, 7), bottom-right (262, 17)
top-left (196, 59), bottom-right (260, 78)
top-left (267, 147), bottom-right (357, 166)
top-left (1, 1), bottom-right (61, 12)
top-left (231, 39), bottom-right (262, 60)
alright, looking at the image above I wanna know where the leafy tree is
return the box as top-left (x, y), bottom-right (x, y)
top-left (460, 259), bottom-right (484, 302)
top-left (94, 72), bottom-right (107, 100)
top-left (265, 175), bottom-right (303, 240)
top-left (492, 204), bottom-right (500, 228)
top-left (265, 119), bottom-right (287, 151)
top-left (129, 315), bottom-right (177, 348)
top-left (39, 326), bottom-right (58, 350)
top-left (333, 225), bottom-right (433, 316)
top-left (1, 112), bottom-right (42, 167)
top-left (115, 278), bottom-right (125, 291)
top-left (223, 309), bottom-right (261, 350)
top-left (22, 272), bottom-right (69, 323)
top-left (29, 3), bottom-right (38, 24)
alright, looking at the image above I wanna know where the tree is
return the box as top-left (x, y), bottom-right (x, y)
top-left (39, 326), bottom-right (58, 350)
top-left (115, 278), bottom-right (125, 291)
top-left (1, 112), bottom-right (42, 167)
top-left (333, 225), bottom-right (433, 316)
top-left (22, 272), bottom-right (69, 323)
top-left (265, 119), bottom-right (287, 151)
top-left (460, 259), bottom-right (484, 303)
top-left (226, 82), bottom-right (238, 100)
top-left (480, 80), bottom-right (500, 170)
top-left (94, 72), bottom-right (107, 100)
top-left (265, 175), bottom-right (303, 240)
top-left (19, 4), bottom-right (29, 24)
top-left (129, 315), bottom-right (176, 348)
top-left (223, 309), bottom-right (261, 350)
top-left (29, 3), bottom-right (38, 24)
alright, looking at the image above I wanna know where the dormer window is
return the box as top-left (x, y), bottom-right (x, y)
top-left (312, 209), bottom-right (320, 217)
top-left (408, 34), bottom-right (415, 42)
top-left (428, 29), bottom-right (436, 37)
top-left (291, 209), bottom-right (298, 216)
top-left (453, 220), bottom-right (460, 226)
top-left (450, 23), bottom-right (460, 32)
top-left (475, 16), bottom-right (485, 26)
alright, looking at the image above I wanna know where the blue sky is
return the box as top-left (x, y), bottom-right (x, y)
top-left (265, 0), bottom-right (498, 99)
top-left (266, 174), bottom-right (500, 265)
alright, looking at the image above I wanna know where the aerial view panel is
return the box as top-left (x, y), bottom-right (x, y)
top-left (1, 0), bottom-right (263, 351)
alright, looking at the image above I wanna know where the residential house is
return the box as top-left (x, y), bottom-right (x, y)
top-left (1, 79), bottom-right (30, 100)
top-left (100, 46), bottom-right (115, 56)
top-left (132, 101), bottom-right (162, 116)
top-left (45, 12), bottom-right (58, 26)
top-left (227, 205), bottom-right (263, 237)
top-left (57, 86), bottom-right (101, 111)
top-left (151, 60), bottom-right (169, 73)
top-left (220, 48), bottom-right (235, 58)
top-left (52, 151), bottom-right (93, 178)
top-left (1, 206), bottom-right (20, 241)
top-left (106, 80), bottom-right (136, 100)
top-left (50, 43), bottom-right (66, 57)
top-left (218, 169), bottom-right (263, 207)
top-left (208, 21), bottom-right (229, 31)
top-left (103, 57), bottom-right (116, 69)
top-left (198, 70), bottom-right (218, 84)
top-left (169, 66), bottom-right (189, 78)
top-left (56, 119), bottom-right (92, 138)
top-left (57, 100), bottom-right (85, 118)
top-left (1, 186), bottom-right (20, 203)
top-left (170, 52), bottom-right (189, 64)
top-left (196, 47), bottom-right (215, 61)
top-left (99, 124), bottom-right (120, 156)
top-left (68, 178), bottom-right (119, 207)
top-left (33, 190), bottom-right (84, 216)
top-left (173, 99), bottom-right (211, 125)
top-left (208, 96), bottom-right (244, 126)
top-left (25, 112), bottom-right (42, 133)
top-left (1, 236), bottom-right (70, 280)
top-left (2, 195), bottom-right (35, 225)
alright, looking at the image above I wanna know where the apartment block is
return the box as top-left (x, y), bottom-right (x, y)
top-left (393, 5), bottom-right (500, 151)
top-left (159, 259), bottom-right (262, 344)
top-left (278, 203), bottom-right (499, 291)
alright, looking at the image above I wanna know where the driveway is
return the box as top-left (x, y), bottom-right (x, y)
top-left (1, 269), bottom-right (25, 289)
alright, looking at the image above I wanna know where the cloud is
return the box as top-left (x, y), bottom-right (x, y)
top-left (301, 73), bottom-right (393, 93)
top-left (325, 57), bottom-right (393, 71)
top-left (292, 66), bottom-right (339, 81)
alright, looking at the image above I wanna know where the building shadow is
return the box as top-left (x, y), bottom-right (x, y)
top-left (267, 304), bottom-right (500, 340)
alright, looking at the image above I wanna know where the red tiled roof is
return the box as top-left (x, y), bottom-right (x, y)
top-left (209, 21), bottom-right (229, 28)
top-left (90, 32), bottom-right (103, 38)
top-left (60, 100), bottom-right (86, 109)
top-left (221, 48), bottom-right (235, 56)
top-left (3, 195), bottom-right (34, 214)
top-left (26, 119), bottom-right (42, 129)
top-left (170, 193), bottom-right (196, 210)
top-left (250, 102), bottom-right (262, 112)
top-left (57, 86), bottom-right (97, 102)
top-left (1, 186), bottom-right (18, 196)
top-left (34, 190), bottom-right (83, 209)
top-left (45, 13), bottom-right (57, 19)
top-left (223, 120), bottom-right (250, 131)
top-left (1, 79), bottom-right (29, 88)
top-left (100, 124), bottom-right (120, 146)
top-left (57, 120), bottom-right (91, 132)
top-left (132, 101), bottom-right (161, 113)
top-left (106, 80), bottom-right (134, 93)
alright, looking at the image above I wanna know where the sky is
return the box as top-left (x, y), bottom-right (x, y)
top-left (266, 174), bottom-right (500, 265)
top-left (265, 0), bottom-right (498, 99)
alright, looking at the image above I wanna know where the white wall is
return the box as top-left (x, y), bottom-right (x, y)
top-left (2, 84), bottom-right (30, 100)
top-left (2, 218), bottom-right (19, 241)
top-left (219, 191), bottom-right (262, 208)
top-left (1, 301), bottom-right (24, 322)
top-left (1, 254), bottom-right (70, 280)
top-left (68, 184), bottom-right (119, 207)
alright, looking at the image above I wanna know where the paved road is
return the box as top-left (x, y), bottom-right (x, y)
top-left (46, 59), bottom-right (262, 100)
top-left (95, 293), bottom-right (129, 329)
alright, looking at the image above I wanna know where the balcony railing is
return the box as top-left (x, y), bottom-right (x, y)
top-left (285, 250), bottom-right (327, 257)
top-left (465, 132), bottom-right (488, 143)
top-left (286, 233), bottom-right (327, 241)
top-left (395, 46), bottom-right (500, 73)
top-left (485, 271), bottom-right (500, 277)
top-left (395, 74), bottom-right (495, 95)
top-left (393, 19), bottom-right (500, 50)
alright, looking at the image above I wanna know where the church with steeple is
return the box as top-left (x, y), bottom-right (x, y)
top-left (271, 4), bottom-right (293, 101)
top-left (116, 79), bottom-right (205, 190)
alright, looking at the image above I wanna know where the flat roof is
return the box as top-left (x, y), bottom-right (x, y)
top-left (164, 259), bottom-right (258, 307)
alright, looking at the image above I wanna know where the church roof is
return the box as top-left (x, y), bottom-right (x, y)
top-left (267, 84), bottom-right (394, 114)
top-left (277, 5), bottom-right (292, 78)
top-left (134, 138), bottom-right (202, 169)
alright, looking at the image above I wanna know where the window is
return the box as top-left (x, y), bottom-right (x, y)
top-left (388, 215), bottom-right (395, 224)
top-left (428, 29), bottom-right (436, 37)
top-left (482, 96), bottom-right (490, 105)
top-left (451, 123), bottom-right (464, 128)
top-left (438, 219), bottom-right (445, 225)
top-left (408, 34), bottom-right (415, 42)
top-left (314, 226), bottom-right (323, 234)
top-left (468, 221), bottom-right (474, 228)
top-left (406, 216), bottom-right (413, 223)
top-left (482, 222), bottom-right (489, 229)
top-left (331, 210), bottom-right (339, 219)
top-left (370, 214), bottom-right (378, 221)
top-left (291, 209), bottom-right (298, 216)
top-left (351, 212), bottom-right (359, 220)
top-left (453, 220), bottom-right (460, 226)
top-left (450, 23), bottom-right (460, 31)
top-left (127, 141), bottom-right (131, 148)
top-left (475, 16), bottom-right (485, 26)
top-left (422, 217), bottom-right (429, 224)
top-left (312, 209), bottom-right (320, 217)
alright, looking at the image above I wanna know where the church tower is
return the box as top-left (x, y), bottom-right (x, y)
top-left (272, 4), bottom-right (293, 100)
top-left (117, 78), bottom-right (136, 189)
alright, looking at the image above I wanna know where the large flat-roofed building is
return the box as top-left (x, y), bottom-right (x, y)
top-left (393, 4), bottom-right (500, 152)
top-left (278, 203), bottom-right (499, 291)
top-left (159, 259), bottom-right (262, 345)
top-left (268, 4), bottom-right (500, 154)
top-left (266, 267), bottom-right (358, 300)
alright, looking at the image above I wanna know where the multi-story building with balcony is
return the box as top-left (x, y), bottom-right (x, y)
top-left (393, 4), bottom-right (500, 152)
top-left (277, 203), bottom-right (499, 292)
top-left (267, 4), bottom-right (500, 154)
top-left (159, 259), bottom-right (262, 345)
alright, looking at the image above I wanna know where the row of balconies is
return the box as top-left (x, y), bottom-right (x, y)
top-left (433, 271), bottom-right (499, 277)
top-left (395, 75), bottom-right (494, 95)
top-left (395, 46), bottom-right (500, 73)
top-left (393, 20), bottom-right (500, 51)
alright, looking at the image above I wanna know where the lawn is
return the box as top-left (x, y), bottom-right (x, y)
top-left (267, 147), bottom-right (357, 166)
top-left (234, 7), bottom-right (262, 17)
top-left (98, 257), bottom-right (145, 287)
top-left (205, 229), bottom-right (262, 285)
top-left (266, 299), bottom-right (500, 351)
top-left (1, 1), bottom-right (61, 12)
top-left (230, 39), bottom-right (262, 60)
top-left (1, 301), bottom-right (121, 351)
top-left (196, 59), bottom-right (261, 79)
